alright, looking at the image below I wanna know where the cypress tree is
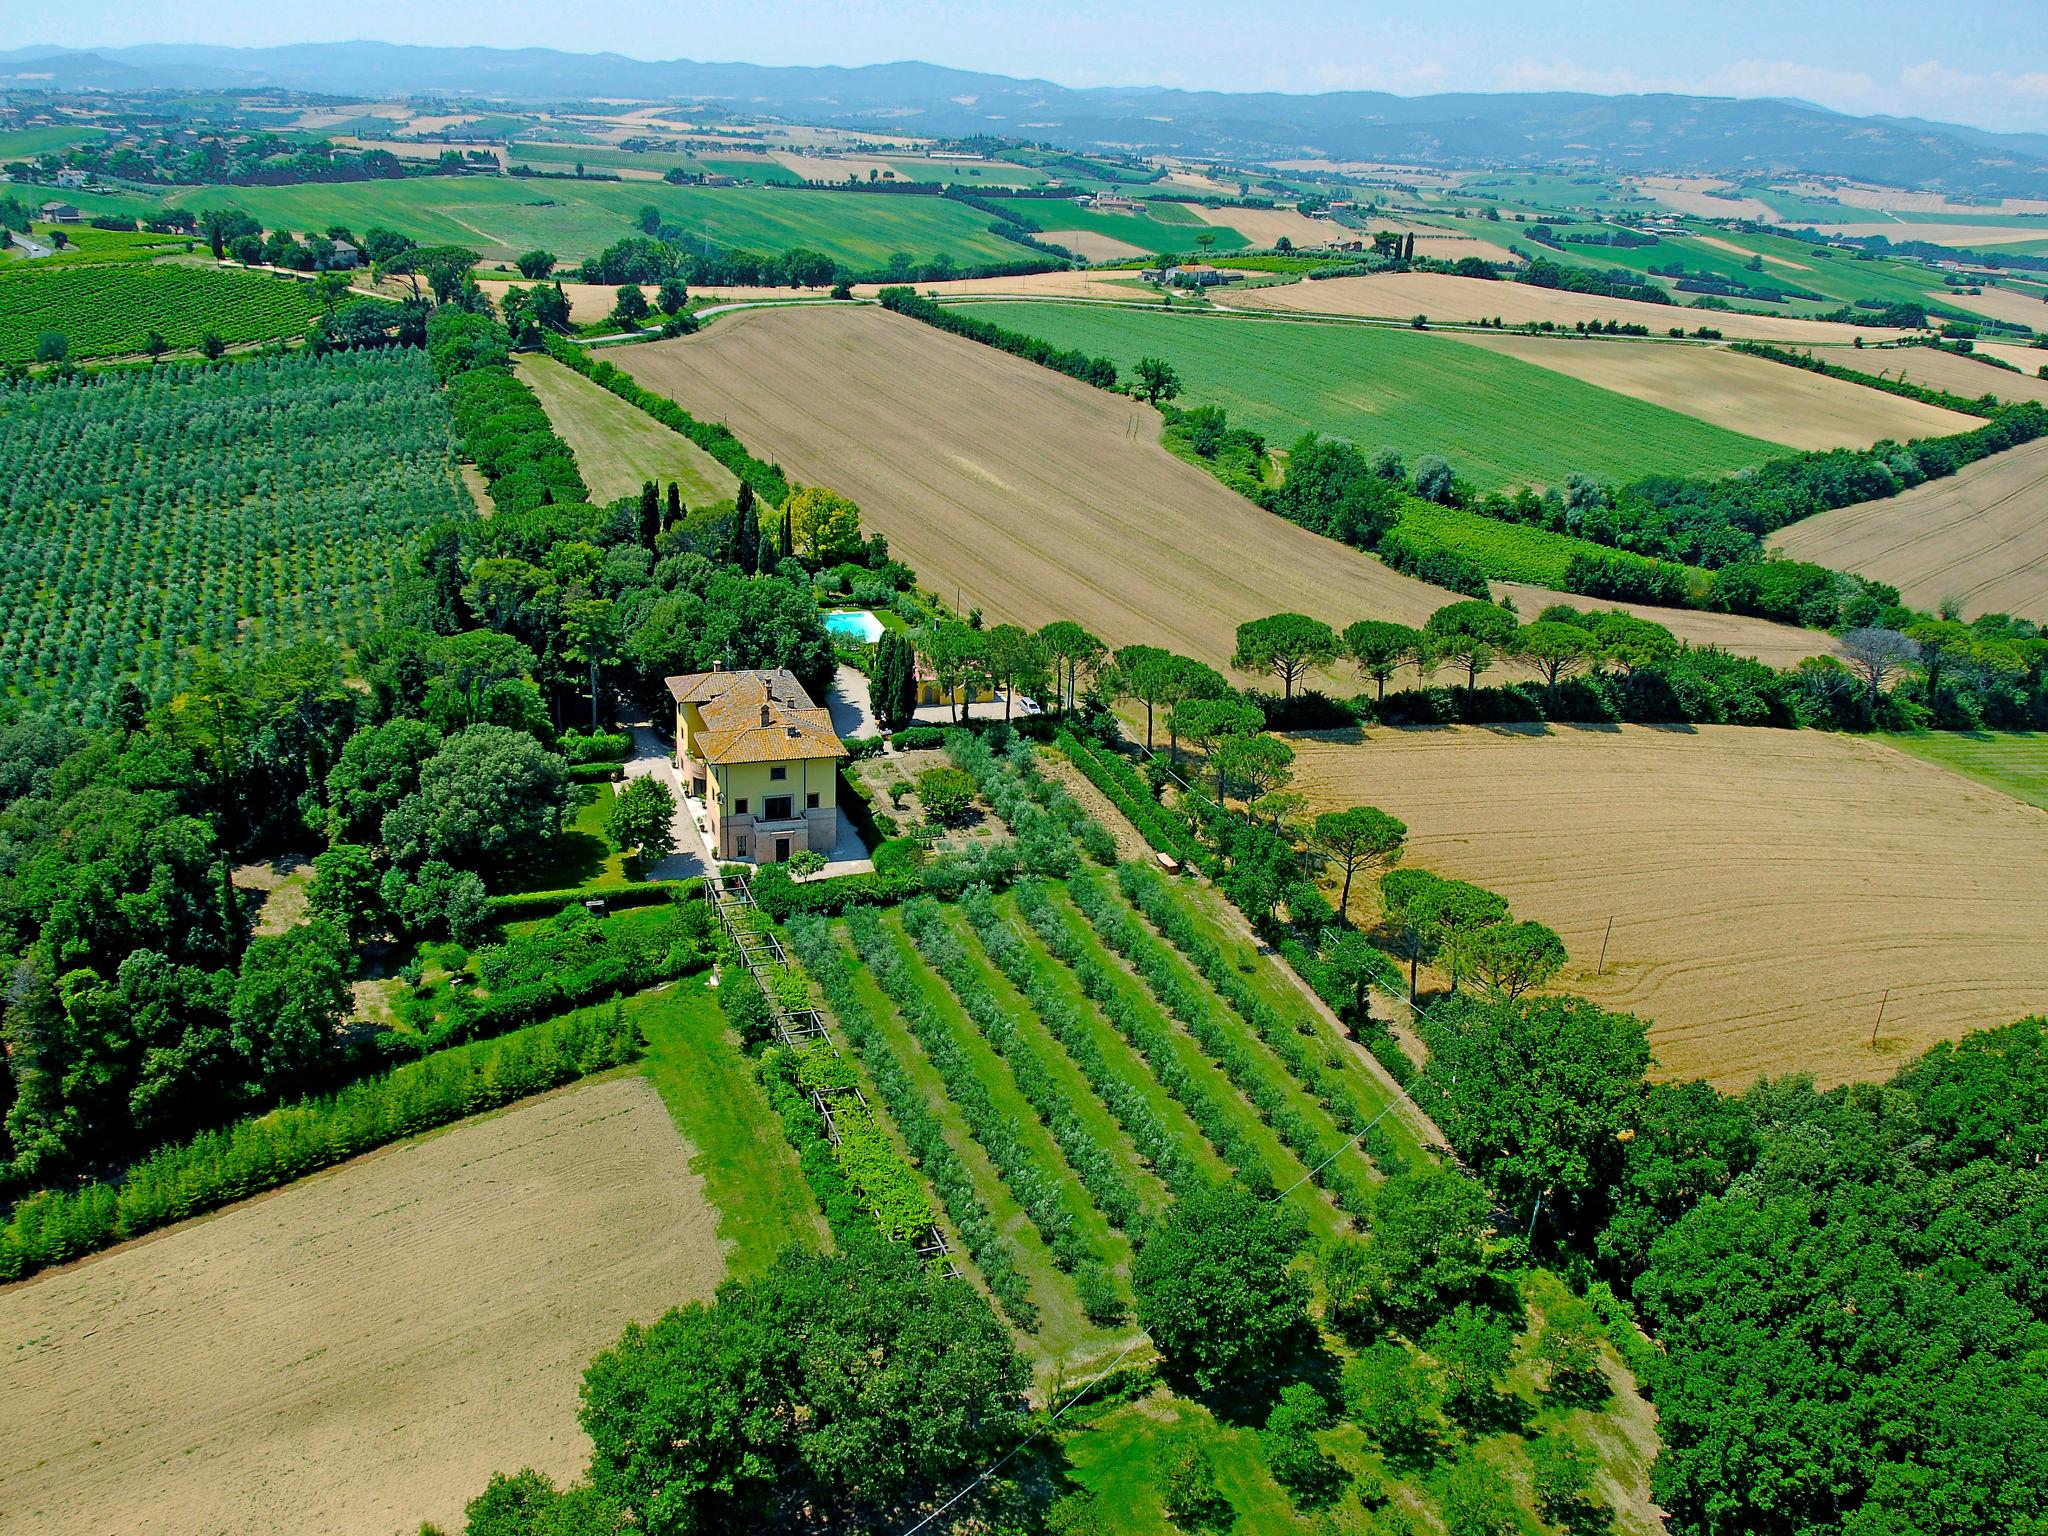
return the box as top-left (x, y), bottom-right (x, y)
top-left (666, 481), bottom-right (681, 530)
top-left (757, 529), bottom-right (779, 574)
top-left (638, 480), bottom-right (660, 547)
top-left (780, 506), bottom-right (795, 560)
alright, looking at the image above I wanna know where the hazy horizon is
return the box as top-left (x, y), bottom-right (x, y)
top-left (4, 1), bottom-right (2043, 136)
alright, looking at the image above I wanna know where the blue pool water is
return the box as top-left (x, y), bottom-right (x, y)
top-left (824, 609), bottom-right (885, 643)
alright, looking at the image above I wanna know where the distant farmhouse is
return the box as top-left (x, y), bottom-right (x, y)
top-left (38, 201), bottom-right (81, 223)
top-left (667, 667), bottom-right (845, 864)
top-left (1140, 262), bottom-right (1241, 286)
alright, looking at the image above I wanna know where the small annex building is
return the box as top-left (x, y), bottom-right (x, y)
top-left (667, 667), bottom-right (844, 863)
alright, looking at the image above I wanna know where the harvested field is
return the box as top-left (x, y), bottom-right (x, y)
top-left (1039, 228), bottom-right (1151, 262)
top-left (1637, 175), bottom-right (1781, 221)
top-left (1444, 332), bottom-right (1974, 447)
top-left (1491, 582), bottom-right (1842, 668)
top-left (1847, 345), bottom-right (2048, 407)
top-left (515, 352), bottom-right (738, 505)
top-left (1811, 222), bottom-right (2048, 249)
top-left (851, 270), bottom-right (1159, 301)
top-left (1937, 285), bottom-right (2048, 330)
top-left (1222, 272), bottom-right (1908, 344)
top-left (1186, 202), bottom-right (1331, 248)
top-left (1287, 725), bottom-right (2048, 1087)
top-left (0, 1075), bottom-right (723, 1536)
top-left (1977, 340), bottom-right (2048, 374)
top-left (616, 305), bottom-right (1447, 670)
top-left (1772, 437), bottom-right (2048, 620)
top-left (1691, 233), bottom-right (1810, 270)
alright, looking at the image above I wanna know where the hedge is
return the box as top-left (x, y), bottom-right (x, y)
top-left (876, 286), bottom-right (1119, 390)
top-left (541, 332), bottom-right (790, 503)
top-left (1057, 730), bottom-right (1207, 869)
top-left (1731, 340), bottom-right (2004, 417)
top-left (487, 879), bottom-right (697, 919)
top-left (0, 1002), bottom-right (642, 1282)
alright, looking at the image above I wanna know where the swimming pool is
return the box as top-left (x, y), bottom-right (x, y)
top-left (824, 609), bottom-right (885, 644)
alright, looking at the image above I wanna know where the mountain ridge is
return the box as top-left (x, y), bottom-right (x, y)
top-left (5, 41), bottom-right (2045, 196)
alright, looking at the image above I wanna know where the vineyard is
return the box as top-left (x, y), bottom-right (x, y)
top-left (0, 349), bottom-right (473, 708)
top-left (0, 262), bottom-right (328, 362)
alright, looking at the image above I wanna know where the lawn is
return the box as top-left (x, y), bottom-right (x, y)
top-left (514, 351), bottom-right (738, 505)
top-left (948, 301), bottom-right (1787, 488)
top-left (632, 978), bottom-right (827, 1277)
top-left (1880, 731), bottom-right (2048, 811)
top-left (492, 783), bottom-right (629, 894)
top-left (164, 176), bottom-right (1027, 268)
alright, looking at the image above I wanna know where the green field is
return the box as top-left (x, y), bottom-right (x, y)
top-left (0, 124), bottom-right (110, 160)
top-left (635, 979), bottom-right (825, 1278)
top-left (953, 301), bottom-right (1787, 487)
top-left (152, 176), bottom-right (1027, 268)
top-left (1879, 731), bottom-right (2048, 811)
top-left (1538, 222), bottom-right (1953, 314)
top-left (514, 351), bottom-right (739, 505)
top-left (0, 261), bottom-right (325, 362)
top-left (1000, 195), bottom-right (1248, 255)
top-left (506, 140), bottom-right (709, 176)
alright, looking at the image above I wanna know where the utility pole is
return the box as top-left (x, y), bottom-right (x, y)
top-left (1597, 915), bottom-right (1614, 976)
top-left (1872, 987), bottom-right (1890, 1046)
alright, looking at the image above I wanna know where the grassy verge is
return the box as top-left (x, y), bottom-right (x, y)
top-left (632, 978), bottom-right (825, 1278)
top-left (514, 350), bottom-right (739, 505)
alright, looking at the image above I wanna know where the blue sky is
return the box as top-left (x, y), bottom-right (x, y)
top-left (12, 0), bottom-right (2046, 133)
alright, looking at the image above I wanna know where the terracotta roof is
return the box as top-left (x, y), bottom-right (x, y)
top-left (667, 668), bottom-right (844, 765)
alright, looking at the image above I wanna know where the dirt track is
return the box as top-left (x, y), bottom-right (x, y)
top-left (1288, 724), bottom-right (2048, 1088)
top-left (1773, 436), bottom-right (2048, 621)
top-left (1490, 583), bottom-right (1842, 668)
top-left (618, 305), bottom-right (1450, 671)
top-left (0, 1077), bottom-right (723, 1536)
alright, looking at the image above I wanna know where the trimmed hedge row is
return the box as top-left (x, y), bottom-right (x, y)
top-left (963, 884), bottom-right (1201, 1200)
top-left (541, 332), bottom-right (791, 503)
top-left (1067, 869), bottom-right (1370, 1218)
top-left (486, 880), bottom-right (697, 920)
top-left (785, 914), bottom-right (1037, 1325)
top-left (846, 906), bottom-right (1093, 1273)
top-left (1057, 730), bottom-right (1207, 869)
top-left (0, 1003), bottom-right (642, 1282)
top-left (903, 897), bottom-right (1146, 1237)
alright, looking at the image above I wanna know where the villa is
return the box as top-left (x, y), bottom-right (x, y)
top-left (667, 667), bottom-right (845, 863)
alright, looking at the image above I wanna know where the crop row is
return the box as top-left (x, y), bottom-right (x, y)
top-left (946, 727), bottom-right (1117, 871)
top-left (845, 906), bottom-right (1105, 1284)
top-left (783, 914), bottom-right (1036, 1325)
top-left (960, 884), bottom-right (1204, 1201)
top-left (0, 262), bottom-right (326, 362)
top-left (1013, 878), bottom-right (1277, 1196)
top-left (1117, 863), bottom-right (1408, 1176)
top-left (901, 896), bottom-right (1146, 1234)
top-left (1065, 869), bottom-right (1371, 1218)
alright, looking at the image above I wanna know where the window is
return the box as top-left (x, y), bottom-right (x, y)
top-left (734, 798), bottom-right (748, 815)
top-left (735, 836), bottom-right (748, 857)
top-left (769, 764), bottom-right (787, 781)
top-left (764, 795), bottom-right (794, 821)
top-left (806, 792), bottom-right (820, 809)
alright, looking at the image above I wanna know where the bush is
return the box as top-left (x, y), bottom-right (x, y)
top-left (558, 728), bottom-right (633, 764)
top-left (890, 725), bottom-right (945, 750)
